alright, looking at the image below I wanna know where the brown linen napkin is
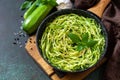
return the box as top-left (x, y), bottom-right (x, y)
top-left (102, 0), bottom-right (120, 80)
top-left (73, 0), bottom-right (100, 9)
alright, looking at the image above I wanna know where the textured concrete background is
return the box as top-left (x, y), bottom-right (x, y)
top-left (0, 0), bottom-right (105, 80)
top-left (0, 0), bottom-right (50, 80)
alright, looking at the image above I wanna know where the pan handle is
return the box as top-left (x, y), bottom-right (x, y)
top-left (88, 0), bottom-right (110, 18)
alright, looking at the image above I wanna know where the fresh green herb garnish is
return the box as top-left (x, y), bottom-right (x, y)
top-left (20, 0), bottom-right (57, 10)
top-left (20, 1), bottom-right (33, 10)
top-left (68, 32), bottom-right (98, 51)
top-left (68, 33), bottom-right (81, 43)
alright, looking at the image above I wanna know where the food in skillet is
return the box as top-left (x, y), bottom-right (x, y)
top-left (39, 13), bottom-right (105, 72)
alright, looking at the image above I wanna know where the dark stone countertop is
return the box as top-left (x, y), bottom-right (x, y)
top-left (0, 0), bottom-right (105, 80)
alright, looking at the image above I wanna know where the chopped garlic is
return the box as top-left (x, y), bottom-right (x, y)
top-left (56, 0), bottom-right (73, 10)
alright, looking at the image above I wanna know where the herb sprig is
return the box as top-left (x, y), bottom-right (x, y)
top-left (68, 32), bottom-right (98, 51)
top-left (20, 0), bottom-right (57, 10)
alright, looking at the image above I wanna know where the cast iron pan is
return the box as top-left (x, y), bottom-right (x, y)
top-left (36, 9), bottom-right (108, 72)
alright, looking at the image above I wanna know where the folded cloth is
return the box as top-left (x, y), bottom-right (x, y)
top-left (73, 0), bottom-right (100, 9)
top-left (102, 0), bottom-right (120, 80)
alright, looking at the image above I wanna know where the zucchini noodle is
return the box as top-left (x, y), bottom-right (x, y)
top-left (39, 13), bottom-right (105, 71)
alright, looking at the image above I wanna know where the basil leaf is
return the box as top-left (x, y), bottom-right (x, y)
top-left (86, 40), bottom-right (97, 47)
top-left (68, 33), bottom-right (81, 44)
top-left (20, 1), bottom-right (33, 10)
top-left (81, 33), bottom-right (88, 42)
top-left (76, 43), bottom-right (86, 51)
top-left (38, 0), bottom-right (57, 6)
top-left (36, 0), bottom-right (41, 5)
top-left (38, 0), bottom-right (47, 4)
top-left (47, 0), bottom-right (58, 6)
top-left (25, 0), bottom-right (36, 1)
